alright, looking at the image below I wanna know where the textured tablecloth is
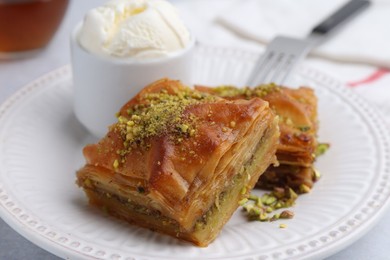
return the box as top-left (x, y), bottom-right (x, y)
top-left (1, 1), bottom-right (389, 259)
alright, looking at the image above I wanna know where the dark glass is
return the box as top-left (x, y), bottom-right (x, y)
top-left (0, 0), bottom-right (69, 54)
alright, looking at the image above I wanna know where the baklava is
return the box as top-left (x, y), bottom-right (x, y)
top-left (77, 79), bottom-right (280, 246)
top-left (195, 84), bottom-right (319, 192)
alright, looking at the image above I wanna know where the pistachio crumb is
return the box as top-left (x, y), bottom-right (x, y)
top-left (180, 124), bottom-right (189, 133)
top-left (259, 213), bottom-right (268, 221)
top-left (298, 126), bottom-right (311, 132)
top-left (238, 198), bottom-right (248, 206)
top-left (84, 179), bottom-right (93, 188)
top-left (243, 203), bottom-right (254, 212)
top-left (131, 114), bottom-right (141, 121)
top-left (299, 184), bottom-right (311, 193)
top-left (279, 210), bottom-right (294, 219)
top-left (264, 196), bottom-right (277, 205)
top-left (113, 159), bottom-right (119, 169)
top-left (315, 143), bottom-right (330, 156)
top-left (270, 213), bottom-right (280, 221)
top-left (279, 223), bottom-right (287, 229)
top-left (242, 189), bottom-right (299, 223)
top-left (118, 116), bottom-right (128, 124)
top-left (313, 168), bottom-right (321, 181)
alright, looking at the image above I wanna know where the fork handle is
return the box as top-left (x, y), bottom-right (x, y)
top-left (311, 0), bottom-right (371, 35)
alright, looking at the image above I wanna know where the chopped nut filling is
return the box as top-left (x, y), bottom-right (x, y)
top-left (279, 223), bottom-right (287, 229)
top-left (241, 187), bottom-right (298, 222)
top-left (315, 143), bottom-right (330, 156)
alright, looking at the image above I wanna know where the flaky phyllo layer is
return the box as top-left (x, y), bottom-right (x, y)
top-left (77, 79), bottom-right (279, 246)
top-left (195, 84), bottom-right (319, 192)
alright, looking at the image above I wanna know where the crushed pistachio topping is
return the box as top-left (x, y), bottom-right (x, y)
top-left (299, 184), bottom-right (311, 194)
top-left (315, 143), bottom-right (330, 156)
top-left (279, 223), bottom-right (287, 229)
top-left (238, 198), bottom-right (249, 206)
top-left (241, 187), bottom-right (298, 222)
top-left (313, 168), bottom-right (321, 182)
top-left (113, 159), bottom-right (119, 169)
top-left (83, 178), bottom-right (93, 188)
top-left (115, 87), bottom-right (215, 153)
top-left (213, 83), bottom-right (280, 99)
top-left (298, 126), bottom-right (311, 132)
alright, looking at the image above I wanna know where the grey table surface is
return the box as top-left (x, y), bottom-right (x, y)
top-left (1, 1), bottom-right (390, 259)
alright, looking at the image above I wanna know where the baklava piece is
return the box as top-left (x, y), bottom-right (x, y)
top-left (77, 79), bottom-right (279, 247)
top-left (195, 84), bottom-right (319, 192)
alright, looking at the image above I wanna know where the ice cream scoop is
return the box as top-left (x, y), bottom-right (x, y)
top-left (78, 0), bottom-right (191, 59)
top-left (71, 0), bottom-right (194, 137)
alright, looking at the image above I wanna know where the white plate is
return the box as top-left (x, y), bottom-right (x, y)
top-left (1, 46), bottom-right (390, 260)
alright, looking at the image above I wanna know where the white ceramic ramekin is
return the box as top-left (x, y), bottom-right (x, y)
top-left (70, 23), bottom-right (195, 137)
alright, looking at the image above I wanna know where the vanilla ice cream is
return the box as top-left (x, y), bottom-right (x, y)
top-left (78, 0), bottom-right (191, 59)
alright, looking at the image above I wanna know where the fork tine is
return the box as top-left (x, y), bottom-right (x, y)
top-left (249, 51), bottom-right (297, 86)
top-left (247, 50), bottom-right (277, 86)
top-left (253, 52), bottom-right (280, 85)
top-left (248, 36), bottom-right (312, 87)
top-left (247, 51), bottom-right (273, 86)
top-left (263, 52), bottom-right (287, 84)
top-left (272, 54), bottom-right (296, 85)
top-left (270, 54), bottom-right (295, 85)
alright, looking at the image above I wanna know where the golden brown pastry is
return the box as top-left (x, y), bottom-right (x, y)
top-left (195, 84), bottom-right (319, 192)
top-left (77, 79), bottom-right (280, 247)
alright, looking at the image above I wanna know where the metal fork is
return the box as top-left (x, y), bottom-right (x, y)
top-left (247, 0), bottom-right (371, 87)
